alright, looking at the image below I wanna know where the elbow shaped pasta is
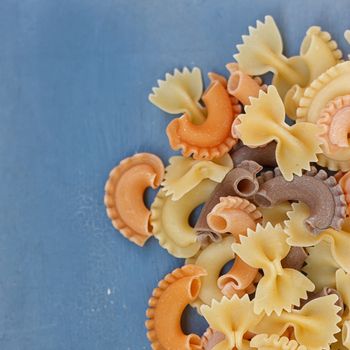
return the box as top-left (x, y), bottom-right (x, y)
top-left (149, 67), bottom-right (206, 124)
top-left (303, 241), bottom-right (340, 291)
top-left (250, 334), bottom-right (307, 350)
top-left (233, 86), bottom-right (322, 181)
top-left (200, 295), bottom-right (264, 350)
top-left (285, 202), bottom-right (350, 273)
top-left (253, 295), bottom-right (342, 350)
top-left (232, 223), bottom-right (315, 315)
top-left (150, 180), bottom-right (216, 258)
top-left (166, 81), bottom-right (239, 160)
top-left (104, 153), bottom-right (164, 247)
top-left (186, 236), bottom-right (235, 307)
top-left (162, 155), bottom-right (233, 200)
top-left (146, 264), bottom-right (206, 350)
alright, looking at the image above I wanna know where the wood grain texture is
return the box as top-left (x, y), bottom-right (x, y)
top-left (0, 0), bottom-right (349, 349)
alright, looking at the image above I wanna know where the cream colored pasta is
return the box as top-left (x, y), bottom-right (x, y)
top-left (150, 179), bottom-right (216, 258)
top-left (201, 295), bottom-right (264, 350)
top-left (232, 223), bottom-right (315, 315)
top-left (162, 154), bottom-right (233, 200)
top-left (259, 201), bottom-right (292, 227)
top-left (250, 334), bottom-right (307, 350)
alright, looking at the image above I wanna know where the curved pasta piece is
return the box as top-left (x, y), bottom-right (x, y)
top-left (253, 295), bottom-right (342, 350)
top-left (167, 81), bottom-right (238, 160)
top-left (104, 153), bottom-right (164, 247)
top-left (186, 236), bottom-right (235, 306)
top-left (250, 334), bottom-right (307, 350)
top-left (342, 321), bottom-right (350, 350)
top-left (201, 295), bottom-right (264, 350)
top-left (335, 269), bottom-right (350, 318)
top-left (196, 161), bottom-right (262, 244)
top-left (259, 202), bottom-right (292, 227)
top-left (317, 95), bottom-right (350, 153)
top-left (232, 223), bottom-right (315, 315)
top-left (233, 86), bottom-right (322, 181)
top-left (303, 241), bottom-right (340, 291)
top-left (281, 246), bottom-right (308, 271)
top-left (285, 202), bottom-right (350, 272)
top-left (296, 61), bottom-right (350, 171)
top-left (145, 264), bottom-right (206, 350)
top-left (255, 168), bottom-right (346, 233)
top-left (149, 67), bottom-right (206, 124)
top-left (162, 154), bottom-right (233, 200)
top-left (230, 141), bottom-right (277, 168)
top-left (201, 328), bottom-right (226, 350)
top-left (234, 16), bottom-right (309, 98)
top-left (338, 171), bottom-right (350, 215)
top-left (150, 180), bottom-right (216, 258)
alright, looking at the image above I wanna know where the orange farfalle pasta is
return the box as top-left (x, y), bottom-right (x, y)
top-left (166, 81), bottom-right (239, 160)
top-left (207, 196), bottom-right (261, 297)
top-left (104, 153), bottom-right (164, 247)
top-left (146, 264), bottom-right (206, 350)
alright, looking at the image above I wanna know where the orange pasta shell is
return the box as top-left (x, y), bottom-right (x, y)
top-left (104, 153), bottom-right (164, 246)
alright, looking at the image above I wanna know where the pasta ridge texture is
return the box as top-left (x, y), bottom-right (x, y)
top-left (146, 264), bottom-right (206, 350)
top-left (253, 295), bottom-right (342, 350)
top-left (150, 180), bottom-right (216, 258)
top-left (250, 334), bottom-right (307, 350)
top-left (232, 223), bottom-right (315, 315)
top-left (149, 67), bottom-right (206, 124)
top-left (104, 153), bottom-right (164, 246)
top-left (285, 202), bottom-right (350, 272)
top-left (233, 86), bottom-right (322, 181)
top-left (161, 155), bottom-right (233, 200)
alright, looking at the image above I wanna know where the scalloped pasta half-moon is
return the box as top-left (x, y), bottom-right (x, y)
top-left (104, 153), bottom-right (164, 246)
top-left (151, 180), bottom-right (216, 258)
top-left (146, 264), bottom-right (206, 350)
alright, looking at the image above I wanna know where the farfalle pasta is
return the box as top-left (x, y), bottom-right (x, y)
top-left (162, 154), bottom-right (233, 200)
top-left (253, 295), bottom-right (341, 350)
top-left (104, 153), bottom-right (164, 246)
top-left (201, 295), bottom-right (264, 350)
top-left (150, 179), bottom-right (216, 258)
top-left (232, 223), bottom-right (315, 315)
top-left (285, 202), bottom-right (350, 272)
top-left (233, 86), bottom-right (322, 181)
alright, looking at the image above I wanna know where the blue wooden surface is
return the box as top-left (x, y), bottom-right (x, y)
top-left (0, 0), bottom-right (349, 349)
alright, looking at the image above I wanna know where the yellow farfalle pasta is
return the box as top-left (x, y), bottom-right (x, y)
top-left (285, 202), bottom-right (350, 273)
top-left (162, 154), bottom-right (233, 200)
top-left (186, 236), bottom-right (235, 308)
top-left (150, 179), bottom-right (216, 258)
top-left (232, 223), bottom-right (315, 315)
top-left (201, 295), bottom-right (264, 350)
top-left (253, 295), bottom-right (342, 350)
top-left (250, 334), bottom-right (307, 350)
top-left (303, 241), bottom-right (340, 291)
top-left (233, 86), bottom-right (322, 181)
top-left (259, 201), bottom-right (292, 227)
top-left (149, 67), bottom-right (206, 124)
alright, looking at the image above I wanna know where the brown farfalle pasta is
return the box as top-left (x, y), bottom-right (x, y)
top-left (255, 167), bottom-right (346, 234)
top-left (145, 264), bottom-right (206, 350)
top-left (104, 153), bottom-right (164, 246)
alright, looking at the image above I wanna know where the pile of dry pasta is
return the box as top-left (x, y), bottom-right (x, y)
top-left (104, 16), bottom-right (350, 350)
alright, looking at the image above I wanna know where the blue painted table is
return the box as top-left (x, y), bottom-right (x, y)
top-left (0, 1), bottom-right (349, 349)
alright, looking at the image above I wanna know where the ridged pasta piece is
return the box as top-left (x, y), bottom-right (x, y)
top-left (250, 334), bottom-right (307, 350)
top-left (338, 171), bottom-right (350, 215)
top-left (303, 241), bottom-right (340, 291)
top-left (232, 223), bottom-right (315, 315)
top-left (150, 180), bottom-right (216, 258)
top-left (185, 236), bottom-right (235, 307)
top-left (162, 154), bottom-right (233, 200)
top-left (104, 153), bottom-right (164, 246)
top-left (201, 328), bottom-right (226, 350)
top-left (201, 295), bottom-right (264, 350)
top-left (145, 264), bottom-right (206, 350)
top-left (233, 86), bottom-right (322, 181)
top-left (296, 62), bottom-right (350, 171)
top-left (285, 202), bottom-right (350, 272)
top-left (149, 67), bottom-right (206, 124)
top-left (253, 295), bottom-right (342, 350)
top-left (259, 202), bottom-right (292, 227)
top-left (167, 81), bottom-right (238, 160)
